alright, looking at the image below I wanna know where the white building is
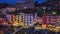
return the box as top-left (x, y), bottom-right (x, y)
top-left (24, 14), bottom-right (34, 26)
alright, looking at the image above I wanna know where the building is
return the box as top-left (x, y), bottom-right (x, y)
top-left (0, 18), bottom-right (8, 26)
top-left (42, 13), bottom-right (60, 26)
top-left (56, 15), bottom-right (60, 26)
top-left (0, 7), bottom-right (17, 13)
top-left (40, 0), bottom-right (60, 14)
top-left (33, 17), bottom-right (42, 25)
top-left (40, 1), bottom-right (60, 26)
top-left (18, 13), bottom-right (25, 26)
top-left (24, 13), bottom-right (34, 26)
top-left (7, 13), bottom-right (25, 26)
top-left (0, 18), bottom-right (2, 25)
top-left (24, 8), bottom-right (38, 26)
top-left (13, 0), bottom-right (34, 10)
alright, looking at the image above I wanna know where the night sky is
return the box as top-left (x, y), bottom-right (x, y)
top-left (0, 0), bottom-right (47, 4)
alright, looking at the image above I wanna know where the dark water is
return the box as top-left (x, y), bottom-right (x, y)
top-left (0, 26), bottom-right (60, 34)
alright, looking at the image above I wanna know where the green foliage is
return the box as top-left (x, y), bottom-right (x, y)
top-left (51, 10), bottom-right (57, 15)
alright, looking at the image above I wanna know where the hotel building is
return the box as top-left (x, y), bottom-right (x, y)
top-left (42, 13), bottom-right (60, 27)
top-left (7, 13), bottom-right (25, 26)
top-left (24, 14), bottom-right (34, 26)
top-left (0, 18), bottom-right (8, 25)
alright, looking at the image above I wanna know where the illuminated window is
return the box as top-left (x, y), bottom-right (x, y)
top-left (24, 6), bottom-right (27, 9)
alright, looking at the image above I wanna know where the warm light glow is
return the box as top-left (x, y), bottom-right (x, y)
top-left (42, 24), bottom-right (47, 28)
top-left (19, 22), bottom-right (24, 26)
top-left (13, 21), bottom-right (19, 26)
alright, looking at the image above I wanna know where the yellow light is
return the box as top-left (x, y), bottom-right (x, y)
top-left (13, 21), bottom-right (19, 26)
top-left (19, 22), bottom-right (24, 26)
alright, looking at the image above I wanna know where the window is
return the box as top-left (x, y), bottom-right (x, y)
top-left (21, 16), bottom-right (23, 17)
top-left (11, 15), bottom-right (13, 22)
top-left (27, 22), bottom-right (28, 23)
top-left (14, 16), bottom-right (16, 21)
top-left (21, 18), bottom-right (23, 20)
top-left (44, 19), bottom-right (46, 21)
top-left (30, 22), bottom-right (31, 24)
top-left (30, 19), bottom-right (31, 21)
top-left (44, 22), bottom-right (46, 24)
top-left (49, 20), bottom-right (51, 21)
top-left (18, 16), bottom-right (19, 23)
top-left (21, 16), bottom-right (23, 20)
top-left (21, 18), bottom-right (23, 22)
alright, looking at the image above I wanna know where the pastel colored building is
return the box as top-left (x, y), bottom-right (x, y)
top-left (42, 14), bottom-right (60, 26)
top-left (24, 14), bottom-right (34, 26)
top-left (7, 13), bottom-right (25, 26)
top-left (0, 18), bottom-right (8, 25)
top-left (18, 13), bottom-right (25, 26)
top-left (33, 17), bottom-right (42, 24)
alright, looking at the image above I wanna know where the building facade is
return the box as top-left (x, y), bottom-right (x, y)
top-left (0, 18), bottom-right (8, 26)
top-left (6, 11), bottom-right (38, 26)
top-left (7, 13), bottom-right (25, 26)
top-left (24, 14), bottom-right (34, 26)
top-left (18, 13), bottom-right (25, 26)
top-left (42, 14), bottom-right (60, 26)
top-left (33, 17), bottom-right (42, 25)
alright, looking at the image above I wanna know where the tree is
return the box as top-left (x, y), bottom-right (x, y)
top-left (51, 10), bottom-right (57, 15)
